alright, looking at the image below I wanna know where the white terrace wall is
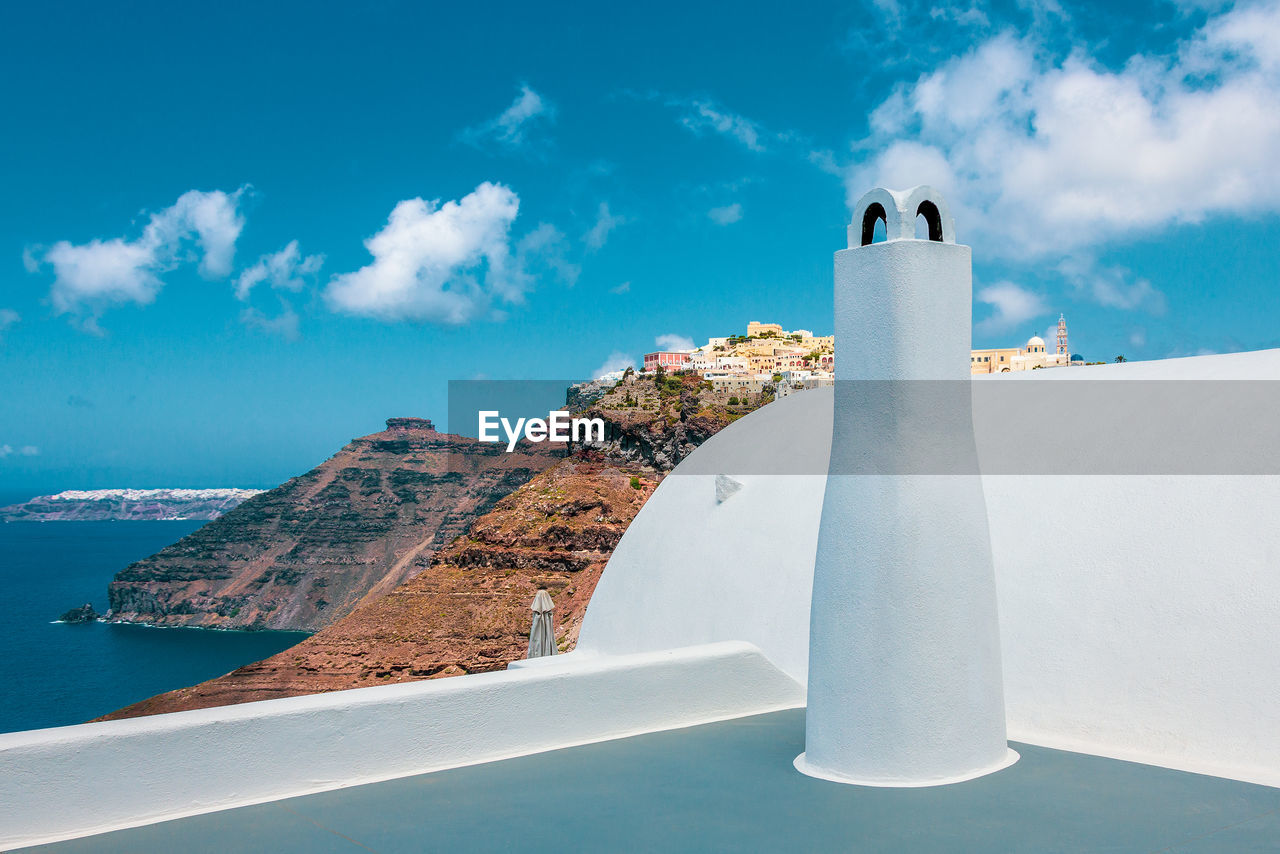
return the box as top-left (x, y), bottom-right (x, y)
top-left (0, 642), bottom-right (803, 850)
top-left (987, 472), bottom-right (1280, 784)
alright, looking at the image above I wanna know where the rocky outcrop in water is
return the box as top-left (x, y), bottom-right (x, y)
top-left (58, 604), bottom-right (99, 623)
top-left (105, 419), bottom-right (559, 632)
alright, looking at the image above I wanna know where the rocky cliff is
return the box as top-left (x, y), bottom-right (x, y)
top-left (99, 376), bottom-right (777, 719)
top-left (106, 419), bottom-right (559, 632)
top-left (98, 456), bottom-right (655, 717)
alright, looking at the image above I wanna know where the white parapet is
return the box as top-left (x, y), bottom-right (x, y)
top-left (797, 186), bottom-right (1014, 786)
top-left (0, 641), bottom-right (802, 851)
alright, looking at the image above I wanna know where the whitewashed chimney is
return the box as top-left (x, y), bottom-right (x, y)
top-left (795, 186), bottom-right (1016, 786)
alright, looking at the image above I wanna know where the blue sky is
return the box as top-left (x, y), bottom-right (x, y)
top-left (2, 0), bottom-right (1279, 491)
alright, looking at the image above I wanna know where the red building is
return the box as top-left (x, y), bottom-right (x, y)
top-left (643, 351), bottom-right (690, 372)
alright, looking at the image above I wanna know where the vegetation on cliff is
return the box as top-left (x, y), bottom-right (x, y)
top-left (576, 368), bottom-right (773, 469)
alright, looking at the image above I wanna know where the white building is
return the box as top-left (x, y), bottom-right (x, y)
top-left (972, 335), bottom-right (1070, 374)
top-left (775, 370), bottom-right (834, 397)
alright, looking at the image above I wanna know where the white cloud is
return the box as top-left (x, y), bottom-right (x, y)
top-left (513, 222), bottom-right (579, 293)
top-left (31, 188), bottom-right (247, 329)
top-left (1058, 257), bottom-right (1166, 314)
top-left (235, 241), bottom-right (323, 301)
top-left (1043, 322), bottom-right (1060, 349)
top-left (654, 333), bottom-right (695, 351)
top-left (240, 302), bottom-right (300, 341)
top-left (326, 182), bottom-right (571, 325)
top-left (975, 281), bottom-right (1047, 333)
top-left (326, 183), bottom-right (517, 324)
top-left (642, 92), bottom-right (806, 156)
top-left (708, 203), bottom-right (743, 225)
top-left (843, 0), bottom-right (1004, 76)
top-left (929, 2), bottom-right (991, 28)
top-left (166, 188), bottom-right (246, 278)
top-left (0, 308), bottom-right (18, 340)
top-left (461, 83), bottom-right (555, 150)
top-left (592, 351), bottom-right (635, 379)
top-left (610, 281), bottom-right (631, 295)
top-left (680, 100), bottom-right (765, 152)
top-left (0, 444), bottom-right (38, 459)
top-left (847, 2), bottom-right (1280, 262)
top-left (583, 202), bottom-right (624, 250)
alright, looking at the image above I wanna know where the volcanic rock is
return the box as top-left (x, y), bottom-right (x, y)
top-left (97, 458), bottom-right (657, 718)
top-left (105, 419), bottom-right (559, 632)
top-left (59, 603), bottom-right (99, 624)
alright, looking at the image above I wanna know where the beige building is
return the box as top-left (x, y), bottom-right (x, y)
top-left (744, 322), bottom-right (833, 350)
top-left (709, 373), bottom-right (773, 394)
top-left (747, 321), bottom-right (785, 337)
top-left (971, 335), bottom-right (1069, 374)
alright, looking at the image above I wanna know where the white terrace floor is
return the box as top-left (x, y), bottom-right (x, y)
top-left (25, 708), bottom-right (1280, 854)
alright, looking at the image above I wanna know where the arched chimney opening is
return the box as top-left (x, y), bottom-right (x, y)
top-left (861, 203), bottom-right (888, 246)
top-left (916, 200), bottom-right (944, 242)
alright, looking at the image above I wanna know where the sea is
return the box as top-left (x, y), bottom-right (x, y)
top-left (0, 494), bottom-right (308, 734)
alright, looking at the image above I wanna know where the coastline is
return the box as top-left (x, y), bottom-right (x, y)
top-left (50, 617), bottom-right (312, 635)
top-left (1, 519), bottom-right (309, 733)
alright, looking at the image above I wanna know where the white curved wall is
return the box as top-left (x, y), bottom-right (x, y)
top-left (580, 349), bottom-right (1280, 787)
top-left (576, 388), bottom-right (829, 683)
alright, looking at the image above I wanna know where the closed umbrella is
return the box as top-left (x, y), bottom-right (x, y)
top-left (527, 589), bottom-right (557, 658)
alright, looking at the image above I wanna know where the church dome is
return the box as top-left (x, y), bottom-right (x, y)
top-left (1026, 336), bottom-right (1045, 348)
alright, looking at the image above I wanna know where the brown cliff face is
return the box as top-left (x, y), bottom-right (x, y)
top-left (97, 457), bottom-right (656, 718)
top-left (98, 375), bottom-right (775, 721)
top-left (106, 419), bottom-right (559, 632)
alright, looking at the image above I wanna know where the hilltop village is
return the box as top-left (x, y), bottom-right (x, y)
top-left (599, 314), bottom-right (1081, 393)
top-left (604, 321), bottom-right (836, 397)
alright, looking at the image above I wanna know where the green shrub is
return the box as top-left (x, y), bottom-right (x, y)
top-left (629, 476), bottom-right (641, 489)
